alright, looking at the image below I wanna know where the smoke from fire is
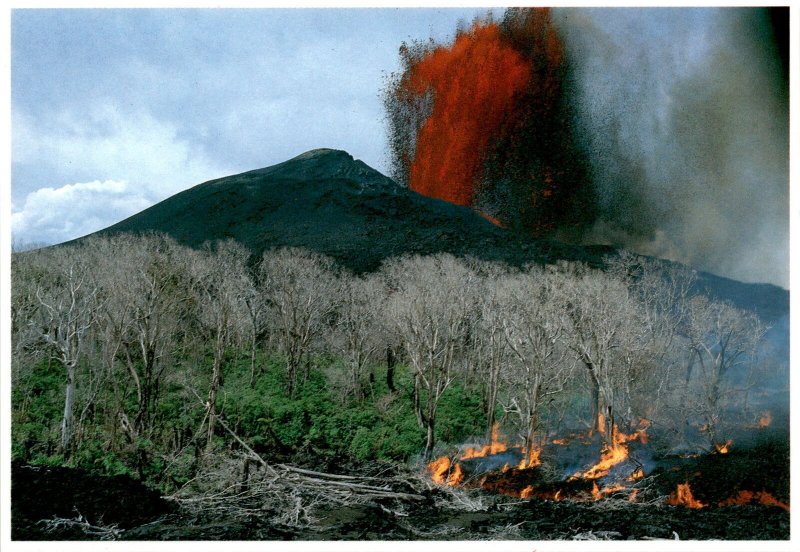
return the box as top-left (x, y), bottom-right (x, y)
top-left (385, 8), bottom-right (788, 287)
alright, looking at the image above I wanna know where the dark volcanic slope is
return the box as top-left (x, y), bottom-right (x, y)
top-left (90, 148), bottom-right (787, 323)
top-left (96, 148), bottom-right (613, 272)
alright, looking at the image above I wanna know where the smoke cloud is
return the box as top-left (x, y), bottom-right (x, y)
top-left (553, 8), bottom-right (788, 287)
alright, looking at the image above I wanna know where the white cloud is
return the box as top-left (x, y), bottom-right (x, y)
top-left (11, 180), bottom-right (153, 246)
top-left (13, 103), bottom-right (233, 201)
top-left (12, 103), bottom-right (237, 245)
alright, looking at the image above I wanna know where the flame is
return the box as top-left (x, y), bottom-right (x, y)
top-left (596, 413), bottom-right (606, 434)
top-left (758, 411), bottom-right (772, 428)
top-left (520, 485), bottom-right (534, 499)
top-left (667, 482), bottom-right (706, 508)
top-left (570, 424), bottom-right (647, 480)
top-left (719, 490), bottom-right (789, 512)
top-left (628, 489), bottom-right (639, 503)
top-left (448, 462), bottom-right (465, 486)
top-left (714, 439), bottom-right (733, 454)
top-left (428, 456), bottom-right (452, 484)
top-left (517, 445), bottom-right (542, 469)
top-left (427, 423), bottom-right (517, 488)
top-left (462, 423), bottom-right (508, 459)
top-left (626, 467), bottom-right (645, 482)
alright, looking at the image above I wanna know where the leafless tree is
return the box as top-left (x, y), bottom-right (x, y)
top-left (92, 234), bottom-right (195, 442)
top-left (21, 245), bottom-right (103, 457)
top-left (327, 273), bottom-right (384, 400)
top-left (558, 261), bottom-right (653, 438)
top-left (683, 295), bottom-right (767, 449)
top-left (188, 240), bottom-right (251, 450)
top-left (382, 254), bottom-right (477, 458)
top-left (498, 266), bottom-right (574, 464)
top-left (240, 269), bottom-right (269, 387)
top-left (259, 248), bottom-right (340, 398)
top-left (605, 252), bottom-right (696, 424)
top-left (468, 260), bottom-right (515, 440)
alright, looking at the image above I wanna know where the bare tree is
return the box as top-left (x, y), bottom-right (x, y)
top-left (468, 260), bottom-right (515, 440)
top-left (93, 234), bottom-right (195, 442)
top-left (605, 252), bottom-right (696, 424)
top-left (189, 240), bottom-right (251, 450)
top-left (259, 248), bottom-right (339, 398)
top-left (558, 262), bottom-right (652, 438)
top-left (382, 254), bottom-right (477, 458)
top-left (22, 245), bottom-right (103, 458)
top-left (241, 270), bottom-right (269, 387)
top-left (498, 266), bottom-right (574, 465)
top-left (327, 273), bottom-right (384, 400)
top-left (683, 295), bottom-right (767, 448)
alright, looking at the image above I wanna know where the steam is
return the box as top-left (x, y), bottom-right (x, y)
top-left (553, 8), bottom-right (788, 287)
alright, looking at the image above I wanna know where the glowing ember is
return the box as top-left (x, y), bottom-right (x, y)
top-left (599, 484), bottom-right (627, 497)
top-left (626, 467), bottom-right (645, 482)
top-left (758, 411), bottom-right (773, 428)
top-left (667, 482), bottom-right (706, 508)
top-left (719, 490), bottom-right (789, 512)
top-left (714, 439), bottom-right (733, 454)
top-left (476, 210), bottom-right (504, 227)
top-left (596, 413), bottom-right (606, 434)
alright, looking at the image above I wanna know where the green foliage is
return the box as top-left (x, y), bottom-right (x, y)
top-left (216, 352), bottom-right (475, 464)
top-left (12, 346), bottom-right (490, 488)
top-left (11, 358), bottom-right (65, 462)
top-left (73, 437), bottom-right (135, 478)
top-left (29, 453), bottom-right (66, 467)
top-left (434, 381), bottom-right (486, 444)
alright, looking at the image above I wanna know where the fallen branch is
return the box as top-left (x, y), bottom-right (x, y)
top-left (171, 390), bottom-right (427, 528)
top-left (38, 513), bottom-right (122, 540)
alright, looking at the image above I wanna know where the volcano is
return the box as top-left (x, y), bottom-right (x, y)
top-left (85, 148), bottom-right (787, 323)
top-left (89, 148), bottom-right (612, 272)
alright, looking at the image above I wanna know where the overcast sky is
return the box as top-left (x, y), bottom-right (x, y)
top-left (10, 8), bottom-right (489, 247)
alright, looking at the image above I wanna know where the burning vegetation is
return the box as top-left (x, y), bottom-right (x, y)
top-left (427, 414), bottom-right (789, 513)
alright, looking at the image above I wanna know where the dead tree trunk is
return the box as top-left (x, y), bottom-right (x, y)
top-left (61, 361), bottom-right (77, 457)
top-left (386, 346), bottom-right (396, 393)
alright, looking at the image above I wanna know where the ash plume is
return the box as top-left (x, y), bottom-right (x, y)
top-left (553, 7), bottom-right (788, 287)
top-left (385, 8), bottom-right (788, 287)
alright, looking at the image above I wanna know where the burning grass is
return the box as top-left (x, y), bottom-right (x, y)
top-left (426, 420), bottom-right (790, 516)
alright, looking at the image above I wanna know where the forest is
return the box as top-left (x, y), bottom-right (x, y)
top-left (10, 233), bottom-right (786, 539)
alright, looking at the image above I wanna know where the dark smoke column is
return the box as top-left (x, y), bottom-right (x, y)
top-left (385, 8), bottom-right (595, 236)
